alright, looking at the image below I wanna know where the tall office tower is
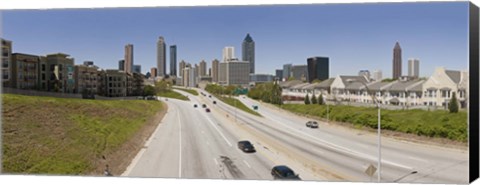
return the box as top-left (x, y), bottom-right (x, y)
top-left (212, 59), bottom-right (219, 82)
top-left (408, 58), bottom-right (420, 78)
top-left (373, 70), bottom-right (383, 81)
top-left (242, 33), bottom-right (255, 74)
top-left (170, 45), bottom-right (177, 76)
top-left (151, 67), bottom-right (157, 78)
top-left (307, 56), bottom-right (329, 83)
top-left (179, 60), bottom-right (186, 77)
top-left (199, 60), bottom-right (207, 76)
top-left (283, 64), bottom-right (292, 80)
top-left (157, 36), bottom-right (166, 77)
top-left (226, 60), bottom-right (251, 86)
top-left (223, 46), bottom-right (235, 62)
top-left (118, 60), bottom-right (125, 71)
top-left (208, 68), bottom-right (211, 76)
top-left (133, 65), bottom-right (141, 74)
top-left (291, 65), bottom-right (308, 81)
top-left (392, 42), bottom-right (402, 79)
top-left (275, 69), bottom-right (283, 81)
top-left (358, 70), bottom-right (371, 80)
top-left (124, 44), bottom-right (133, 74)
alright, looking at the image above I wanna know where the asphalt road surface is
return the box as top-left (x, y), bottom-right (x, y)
top-left (122, 88), bottom-right (468, 184)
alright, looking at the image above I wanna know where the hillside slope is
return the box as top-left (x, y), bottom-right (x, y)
top-left (1, 94), bottom-right (166, 175)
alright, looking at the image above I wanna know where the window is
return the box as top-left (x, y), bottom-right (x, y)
top-left (59, 64), bottom-right (63, 71)
top-left (42, 64), bottom-right (46, 71)
top-left (42, 74), bottom-right (45, 80)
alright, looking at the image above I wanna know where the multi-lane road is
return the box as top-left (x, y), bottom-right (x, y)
top-left (122, 88), bottom-right (468, 183)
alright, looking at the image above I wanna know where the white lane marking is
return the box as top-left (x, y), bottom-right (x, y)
top-left (177, 108), bottom-right (182, 178)
top-left (214, 158), bottom-right (219, 165)
top-left (243, 160), bottom-right (251, 168)
top-left (204, 114), bottom-right (233, 147)
top-left (407, 156), bottom-right (429, 163)
top-left (265, 111), bottom-right (414, 170)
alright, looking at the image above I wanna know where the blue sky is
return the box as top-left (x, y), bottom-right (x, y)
top-left (1, 2), bottom-right (469, 78)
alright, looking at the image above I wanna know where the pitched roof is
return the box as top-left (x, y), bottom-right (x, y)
top-left (290, 83), bottom-right (310, 89)
top-left (302, 78), bottom-right (335, 90)
top-left (279, 80), bottom-right (303, 88)
top-left (367, 81), bottom-right (392, 91)
top-left (445, 70), bottom-right (461, 84)
top-left (389, 79), bottom-right (423, 92)
top-left (339, 75), bottom-right (368, 86)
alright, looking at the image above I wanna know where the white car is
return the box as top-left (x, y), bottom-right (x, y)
top-left (306, 121), bottom-right (318, 128)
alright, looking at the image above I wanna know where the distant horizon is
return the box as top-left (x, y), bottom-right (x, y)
top-left (2, 2), bottom-right (469, 78)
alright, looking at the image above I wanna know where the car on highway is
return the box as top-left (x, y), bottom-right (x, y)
top-left (237, 140), bottom-right (256, 153)
top-left (209, 95), bottom-right (212, 98)
top-left (202, 104), bottom-right (207, 108)
top-left (213, 101), bottom-right (216, 104)
top-left (306, 121), bottom-right (318, 128)
top-left (271, 165), bottom-right (301, 180)
top-left (205, 108), bottom-right (211, 112)
top-left (193, 104), bottom-right (198, 108)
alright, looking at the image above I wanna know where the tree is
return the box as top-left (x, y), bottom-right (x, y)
top-left (449, 92), bottom-right (459, 113)
top-left (318, 94), bottom-right (324, 105)
top-left (143, 85), bottom-right (156, 96)
top-left (311, 93), bottom-right (317, 104)
top-left (312, 79), bottom-right (322, 83)
top-left (287, 76), bottom-right (296, 81)
top-left (304, 94), bottom-right (310, 104)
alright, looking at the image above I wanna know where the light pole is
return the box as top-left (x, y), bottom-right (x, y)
top-left (347, 79), bottom-right (381, 182)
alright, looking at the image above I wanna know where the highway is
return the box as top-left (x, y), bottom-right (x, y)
top-left (235, 94), bottom-right (469, 183)
top-left (122, 88), bottom-right (468, 183)
top-left (122, 91), bottom-right (319, 180)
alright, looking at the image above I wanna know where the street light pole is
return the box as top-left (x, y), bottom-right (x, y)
top-left (347, 79), bottom-right (381, 182)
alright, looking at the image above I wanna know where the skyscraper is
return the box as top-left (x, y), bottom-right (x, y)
top-left (170, 45), bottom-right (177, 76)
top-left (118, 60), bottom-right (125, 71)
top-left (307, 56), bottom-right (329, 83)
top-left (283, 64), bottom-right (292, 80)
top-left (408, 58), bottom-right (420, 78)
top-left (373, 70), bottom-right (383, 81)
top-left (133, 65), bottom-right (141, 74)
top-left (179, 60), bottom-right (186, 77)
top-left (212, 59), bottom-right (219, 83)
top-left (199, 60), bottom-right (207, 76)
top-left (223, 47), bottom-right (235, 62)
top-left (392, 42), bottom-right (402, 79)
top-left (124, 44), bottom-right (133, 74)
top-left (275, 69), bottom-right (283, 81)
top-left (150, 67), bottom-right (157, 78)
top-left (242, 33), bottom-right (255, 74)
top-left (157, 36), bottom-right (166, 77)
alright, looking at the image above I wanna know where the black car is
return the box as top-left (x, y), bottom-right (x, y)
top-left (194, 104), bottom-right (198, 108)
top-left (213, 101), bottom-right (217, 104)
top-left (209, 95), bottom-right (212, 98)
top-left (237, 140), bottom-right (256, 153)
top-left (202, 104), bottom-right (207, 108)
top-left (271, 165), bottom-right (301, 180)
top-left (205, 108), bottom-right (211, 112)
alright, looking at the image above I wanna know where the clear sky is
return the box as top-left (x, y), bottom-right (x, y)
top-left (1, 1), bottom-right (469, 78)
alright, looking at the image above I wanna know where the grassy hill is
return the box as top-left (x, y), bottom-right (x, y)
top-left (1, 94), bottom-right (165, 175)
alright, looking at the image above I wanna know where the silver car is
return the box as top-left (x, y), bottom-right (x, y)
top-left (306, 121), bottom-right (318, 128)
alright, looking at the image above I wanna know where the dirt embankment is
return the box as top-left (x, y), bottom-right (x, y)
top-left (90, 103), bottom-right (168, 176)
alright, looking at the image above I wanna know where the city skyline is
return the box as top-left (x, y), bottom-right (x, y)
top-left (2, 2), bottom-right (469, 78)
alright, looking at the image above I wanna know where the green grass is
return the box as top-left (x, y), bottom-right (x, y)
top-left (2, 94), bottom-right (164, 174)
top-left (280, 104), bottom-right (467, 142)
top-left (173, 87), bottom-right (199, 96)
top-left (217, 95), bottom-right (262, 117)
top-left (157, 90), bottom-right (189, 101)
